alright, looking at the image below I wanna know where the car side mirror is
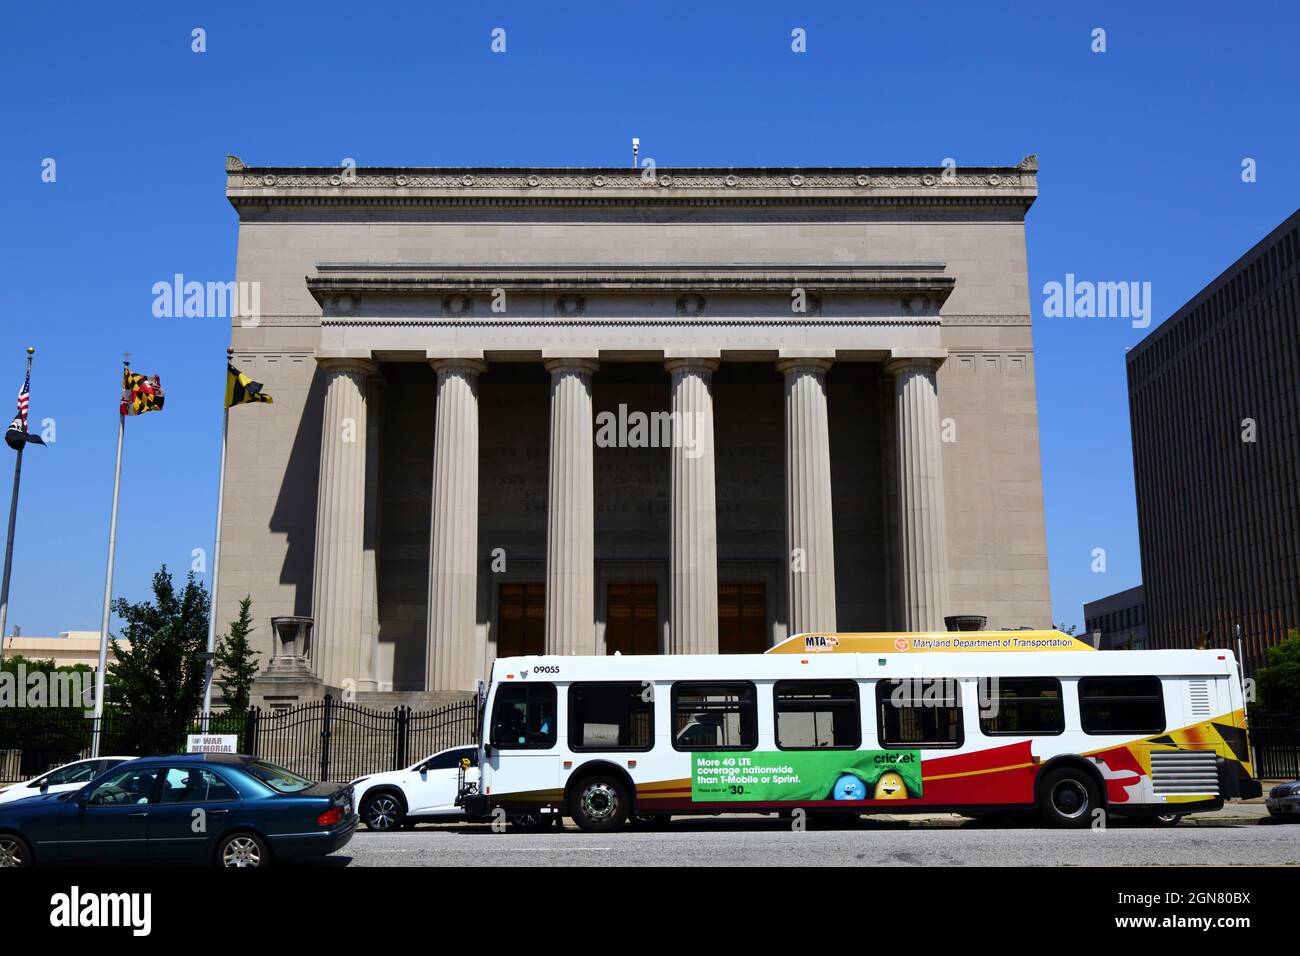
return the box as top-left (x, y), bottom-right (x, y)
top-left (483, 743), bottom-right (493, 759)
top-left (39, 782), bottom-right (49, 793)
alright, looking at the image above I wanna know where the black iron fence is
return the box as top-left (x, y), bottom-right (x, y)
top-left (0, 697), bottom-right (479, 784)
top-left (1248, 711), bottom-right (1300, 781)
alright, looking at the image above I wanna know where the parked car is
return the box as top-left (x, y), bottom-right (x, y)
top-left (1265, 781), bottom-right (1300, 819)
top-left (351, 745), bottom-right (479, 830)
top-left (0, 753), bottom-right (356, 867)
top-left (0, 757), bottom-right (134, 806)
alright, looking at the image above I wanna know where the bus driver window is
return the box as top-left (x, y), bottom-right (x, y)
top-left (490, 683), bottom-right (557, 749)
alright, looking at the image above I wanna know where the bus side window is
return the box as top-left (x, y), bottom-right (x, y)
top-left (489, 683), bottom-right (558, 749)
top-left (671, 682), bottom-right (758, 751)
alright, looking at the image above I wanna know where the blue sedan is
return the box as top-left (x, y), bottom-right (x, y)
top-left (0, 753), bottom-right (357, 867)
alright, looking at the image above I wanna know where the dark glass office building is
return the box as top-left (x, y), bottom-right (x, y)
top-left (1126, 209), bottom-right (1299, 669)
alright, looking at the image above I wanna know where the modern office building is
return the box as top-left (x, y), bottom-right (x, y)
top-left (219, 156), bottom-right (1053, 693)
top-left (1082, 585), bottom-right (1147, 650)
top-left (1126, 209), bottom-right (1300, 668)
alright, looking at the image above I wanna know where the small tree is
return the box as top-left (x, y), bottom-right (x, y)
top-left (108, 565), bottom-right (210, 753)
top-left (1256, 628), bottom-right (1300, 712)
top-left (215, 596), bottom-right (260, 713)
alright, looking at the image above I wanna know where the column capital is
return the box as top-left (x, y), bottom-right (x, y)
top-left (544, 357), bottom-right (600, 375)
top-left (775, 356), bottom-right (833, 375)
top-left (884, 349), bottom-right (947, 376)
top-left (428, 357), bottom-right (489, 376)
top-left (664, 357), bottom-right (719, 375)
top-left (316, 354), bottom-right (378, 376)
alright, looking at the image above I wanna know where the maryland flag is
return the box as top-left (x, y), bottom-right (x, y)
top-left (226, 363), bottom-right (273, 407)
top-left (121, 368), bottom-right (165, 416)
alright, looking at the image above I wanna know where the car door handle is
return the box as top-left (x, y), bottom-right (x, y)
top-left (208, 809), bottom-right (230, 815)
top-left (128, 812), bottom-right (149, 818)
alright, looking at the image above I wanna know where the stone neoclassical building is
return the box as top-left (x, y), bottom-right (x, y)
top-left (219, 155), bottom-right (1052, 695)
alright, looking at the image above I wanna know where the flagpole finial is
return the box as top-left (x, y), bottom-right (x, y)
top-left (26, 347), bottom-right (34, 356)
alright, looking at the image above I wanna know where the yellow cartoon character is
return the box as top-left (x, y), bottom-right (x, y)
top-left (873, 771), bottom-right (908, 799)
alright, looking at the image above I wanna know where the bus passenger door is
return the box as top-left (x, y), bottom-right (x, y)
top-left (485, 681), bottom-right (563, 808)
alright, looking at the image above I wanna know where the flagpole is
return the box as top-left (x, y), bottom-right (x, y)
top-left (201, 349), bottom-right (233, 729)
top-left (92, 356), bottom-right (128, 759)
top-left (0, 347), bottom-right (35, 662)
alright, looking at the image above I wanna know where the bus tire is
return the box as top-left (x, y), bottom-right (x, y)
top-left (1037, 767), bottom-right (1101, 829)
top-left (569, 774), bottom-right (630, 832)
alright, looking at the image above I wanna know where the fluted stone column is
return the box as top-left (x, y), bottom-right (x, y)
top-left (886, 356), bottom-right (950, 631)
top-left (544, 358), bottom-right (597, 655)
top-left (426, 358), bottom-right (487, 691)
top-left (311, 357), bottom-right (377, 690)
top-left (666, 358), bottom-right (719, 654)
top-left (778, 358), bottom-right (837, 634)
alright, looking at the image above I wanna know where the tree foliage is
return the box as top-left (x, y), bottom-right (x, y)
top-left (1256, 628), bottom-right (1300, 712)
top-left (215, 595), bottom-right (260, 713)
top-left (107, 566), bottom-right (209, 751)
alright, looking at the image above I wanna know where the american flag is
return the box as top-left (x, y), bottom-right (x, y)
top-left (5, 365), bottom-right (43, 450)
top-left (14, 368), bottom-right (30, 431)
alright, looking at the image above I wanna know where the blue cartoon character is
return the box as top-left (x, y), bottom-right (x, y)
top-left (831, 772), bottom-right (869, 800)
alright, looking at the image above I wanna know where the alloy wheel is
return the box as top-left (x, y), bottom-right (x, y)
top-left (222, 836), bottom-right (262, 868)
top-left (0, 837), bottom-right (25, 867)
top-left (367, 795), bottom-right (400, 830)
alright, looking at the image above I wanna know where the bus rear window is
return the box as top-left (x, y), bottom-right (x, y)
top-left (490, 683), bottom-right (557, 749)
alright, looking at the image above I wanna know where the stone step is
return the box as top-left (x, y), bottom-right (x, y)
top-left (353, 690), bottom-right (476, 711)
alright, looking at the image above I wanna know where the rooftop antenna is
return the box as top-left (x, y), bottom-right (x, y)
top-left (631, 137), bottom-right (639, 169)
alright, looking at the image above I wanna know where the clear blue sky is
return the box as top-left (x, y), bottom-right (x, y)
top-left (2, 1), bottom-right (1296, 638)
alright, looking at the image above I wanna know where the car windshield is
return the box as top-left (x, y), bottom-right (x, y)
top-left (243, 761), bottom-right (315, 793)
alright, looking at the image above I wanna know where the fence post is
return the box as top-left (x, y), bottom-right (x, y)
top-left (246, 706), bottom-right (259, 758)
top-left (395, 706), bottom-right (408, 771)
top-left (320, 695), bottom-right (333, 782)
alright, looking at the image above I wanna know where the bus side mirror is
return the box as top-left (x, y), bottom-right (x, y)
top-left (483, 743), bottom-right (493, 759)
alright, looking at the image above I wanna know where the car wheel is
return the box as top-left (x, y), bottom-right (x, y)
top-left (1037, 767), bottom-right (1101, 829)
top-left (568, 774), bottom-right (630, 832)
top-left (217, 832), bottom-right (269, 869)
top-left (362, 791), bottom-right (406, 831)
top-left (0, 833), bottom-right (31, 867)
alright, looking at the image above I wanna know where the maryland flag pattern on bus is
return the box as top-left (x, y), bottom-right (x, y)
top-left (121, 369), bottom-right (165, 416)
top-left (226, 363), bottom-right (273, 408)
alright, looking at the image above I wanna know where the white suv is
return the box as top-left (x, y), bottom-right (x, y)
top-left (350, 746), bottom-right (479, 830)
top-left (0, 756), bottom-right (134, 805)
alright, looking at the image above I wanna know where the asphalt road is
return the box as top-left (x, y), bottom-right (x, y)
top-left (324, 809), bottom-right (1300, 867)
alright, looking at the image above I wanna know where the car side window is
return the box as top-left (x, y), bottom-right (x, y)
top-left (36, 761), bottom-right (99, 787)
top-left (158, 767), bottom-right (238, 804)
top-left (85, 767), bottom-right (160, 806)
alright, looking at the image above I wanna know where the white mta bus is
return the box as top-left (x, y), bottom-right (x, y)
top-left (460, 631), bottom-right (1261, 831)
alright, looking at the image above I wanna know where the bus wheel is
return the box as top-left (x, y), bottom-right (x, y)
top-left (1151, 812), bottom-right (1183, 827)
top-left (1038, 767), bottom-right (1100, 829)
top-left (569, 775), bottom-right (630, 832)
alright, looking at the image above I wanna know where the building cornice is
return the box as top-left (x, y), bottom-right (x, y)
top-left (226, 155), bottom-right (1038, 208)
top-left (305, 262), bottom-right (956, 303)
